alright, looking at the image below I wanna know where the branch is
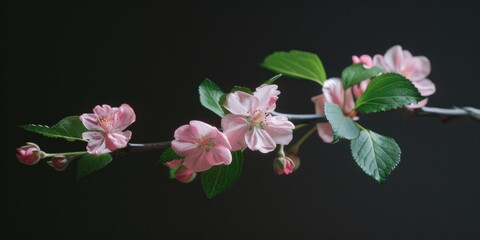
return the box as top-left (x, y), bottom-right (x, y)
top-left (114, 141), bottom-right (171, 155)
top-left (273, 106), bottom-right (480, 123)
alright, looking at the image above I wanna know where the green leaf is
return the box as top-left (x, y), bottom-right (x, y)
top-left (20, 116), bottom-right (88, 142)
top-left (201, 150), bottom-right (244, 199)
top-left (77, 154), bottom-right (113, 179)
top-left (159, 147), bottom-right (182, 164)
top-left (341, 64), bottom-right (383, 89)
top-left (350, 129), bottom-right (401, 183)
top-left (355, 73), bottom-right (425, 113)
top-left (199, 79), bottom-right (226, 117)
top-left (264, 74), bottom-right (282, 84)
top-left (261, 50), bottom-right (327, 85)
top-left (169, 167), bottom-right (178, 179)
top-left (324, 102), bottom-right (360, 140)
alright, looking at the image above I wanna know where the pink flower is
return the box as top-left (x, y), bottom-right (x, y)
top-left (174, 166), bottom-right (197, 183)
top-left (47, 155), bottom-right (69, 171)
top-left (171, 120), bottom-right (232, 172)
top-left (221, 84), bottom-right (295, 153)
top-left (16, 142), bottom-right (44, 165)
top-left (311, 78), bottom-right (356, 143)
top-left (351, 54), bottom-right (374, 98)
top-left (80, 104), bottom-right (136, 155)
top-left (273, 156), bottom-right (295, 175)
top-left (373, 45), bottom-right (436, 108)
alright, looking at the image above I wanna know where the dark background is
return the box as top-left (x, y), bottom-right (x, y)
top-left (3, 1), bottom-right (479, 239)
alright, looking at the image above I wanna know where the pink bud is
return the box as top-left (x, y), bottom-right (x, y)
top-left (174, 166), bottom-right (197, 183)
top-left (16, 142), bottom-right (44, 165)
top-left (47, 155), bottom-right (69, 171)
top-left (285, 152), bottom-right (300, 171)
top-left (273, 156), bottom-right (295, 175)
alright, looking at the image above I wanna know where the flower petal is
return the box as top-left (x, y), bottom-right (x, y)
top-left (190, 120), bottom-right (217, 139)
top-left (208, 146), bottom-right (232, 166)
top-left (244, 127), bottom-right (276, 153)
top-left (183, 150), bottom-right (212, 172)
top-left (384, 45), bottom-right (407, 72)
top-left (373, 54), bottom-right (391, 72)
top-left (407, 98), bottom-right (429, 109)
top-left (82, 132), bottom-right (110, 154)
top-left (164, 159), bottom-right (184, 168)
top-left (105, 131), bottom-right (131, 151)
top-left (402, 56), bottom-right (431, 81)
top-left (80, 113), bottom-right (103, 131)
top-left (311, 94), bottom-right (326, 116)
top-left (114, 104), bottom-right (136, 131)
top-left (174, 124), bottom-right (199, 143)
top-left (413, 78), bottom-right (436, 96)
top-left (221, 114), bottom-right (249, 151)
top-left (322, 78), bottom-right (345, 107)
top-left (264, 116), bottom-right (294, 145)
top-left (254, 84), bottom-right (280, 112)
top-left (224, 91), bottom-right (258, 115)
top-left (316, 122), bottom-right (334, 143)
top-left (172, 140), bottom-right (197, 156)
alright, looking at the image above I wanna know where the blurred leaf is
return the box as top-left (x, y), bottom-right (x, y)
top-left (261, 50), bottom-right (327, 85)
top-left (324, 102), bottom-right (360, 140)
top-left (341, 64), bottom-right (382, 89)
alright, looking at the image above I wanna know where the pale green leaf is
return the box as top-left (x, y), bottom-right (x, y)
top-left (20, 116), bottom-right (87, 142)
top-left (324, 102), bottom-right (360, 140)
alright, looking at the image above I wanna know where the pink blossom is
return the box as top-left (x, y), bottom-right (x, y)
top-left (221, 85), bottom-right (294, 153)
top-left (351, 54), bottom-right (374, 98)
top-left (273, 156), bottom-right (295, 175)
top-left (311, 78), bottom-right (356, 143)
top-left (171, 120), bottom-right (232, 172)
top-left (47, 155), bottom-right (69, 171)
top-left (80, 104), bottom-right (136, 155)
top-left (373, 45), bottom-right (436, 108)
top-left (16, 142), bottom-right (44, 165)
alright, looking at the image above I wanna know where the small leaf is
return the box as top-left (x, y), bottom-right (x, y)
top-left (20, 116), bottom-right (88, 142)
top-left (201, 150), bottom-right (244, 199)
top-left (77, 154), bottom-right (113, 179)
top-left (324, 102), bottom-right (360, 140)
top-left (199, 79), bottom-right (226, 117)
top-left (261, 50), bottom-right (327, 85)
top-left (341, 64), bottom-right (383, 89)
top-left (355, 73), bottom-right (425, 113)
top-left (264, 74), bottom-right (282, 84)
top-left (231, 86), bottom-right (253, 94)
top-left (159, 147), bottom-right (182, 164)
top-left (169, 167), bottom-right (177, 179)
top-left (350, 129), bottom-right (401, 183)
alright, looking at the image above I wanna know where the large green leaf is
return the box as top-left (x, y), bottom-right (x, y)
top-left (350, 129), bottom-right (401, 183)
top-left (324, 102), bottom-right (360, 140)
top-left (20, 116), bottom-right (87, 142)
top-left (159, 147), bottom-right (183, 164)
top-left (199, 79), bottom-right (226, 117)
top-left (341, 64), bottom-right (383, 89)
top-left (261, 50), bottom-right (327, 85)
top-left (355, 73), bottom-right (425, 113)
top-left (77, 154), bottom-right (113, 179)
top-left (201, 150), bottom-right (243, 199)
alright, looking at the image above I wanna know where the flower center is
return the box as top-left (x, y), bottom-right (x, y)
top-left (98, 115), bottom-right (114, 132)
top-left (247, 110), bottom-right (268, 130)
top-left (195, 136), bottom-right (216, 152)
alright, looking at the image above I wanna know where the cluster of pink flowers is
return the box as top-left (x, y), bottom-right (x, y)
top-left (312, 45), bottom-right (436, 143)
top-left (168, 84), bottom-right (295, 182)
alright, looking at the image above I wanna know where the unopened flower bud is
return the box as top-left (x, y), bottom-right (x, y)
top-left (273, 156), bottom-right (295, 175)
top-left (285, 152), bottom-right (300, 171)
top-left (16, 142), bottom-right (45, 165)
top-left (47, 155), bottom-right (69, 171)
top-left (174, 166), bottom-right (196, 183)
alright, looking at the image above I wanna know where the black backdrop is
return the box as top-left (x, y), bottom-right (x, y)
top-left (3, 1), bottom-right (480, 239)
